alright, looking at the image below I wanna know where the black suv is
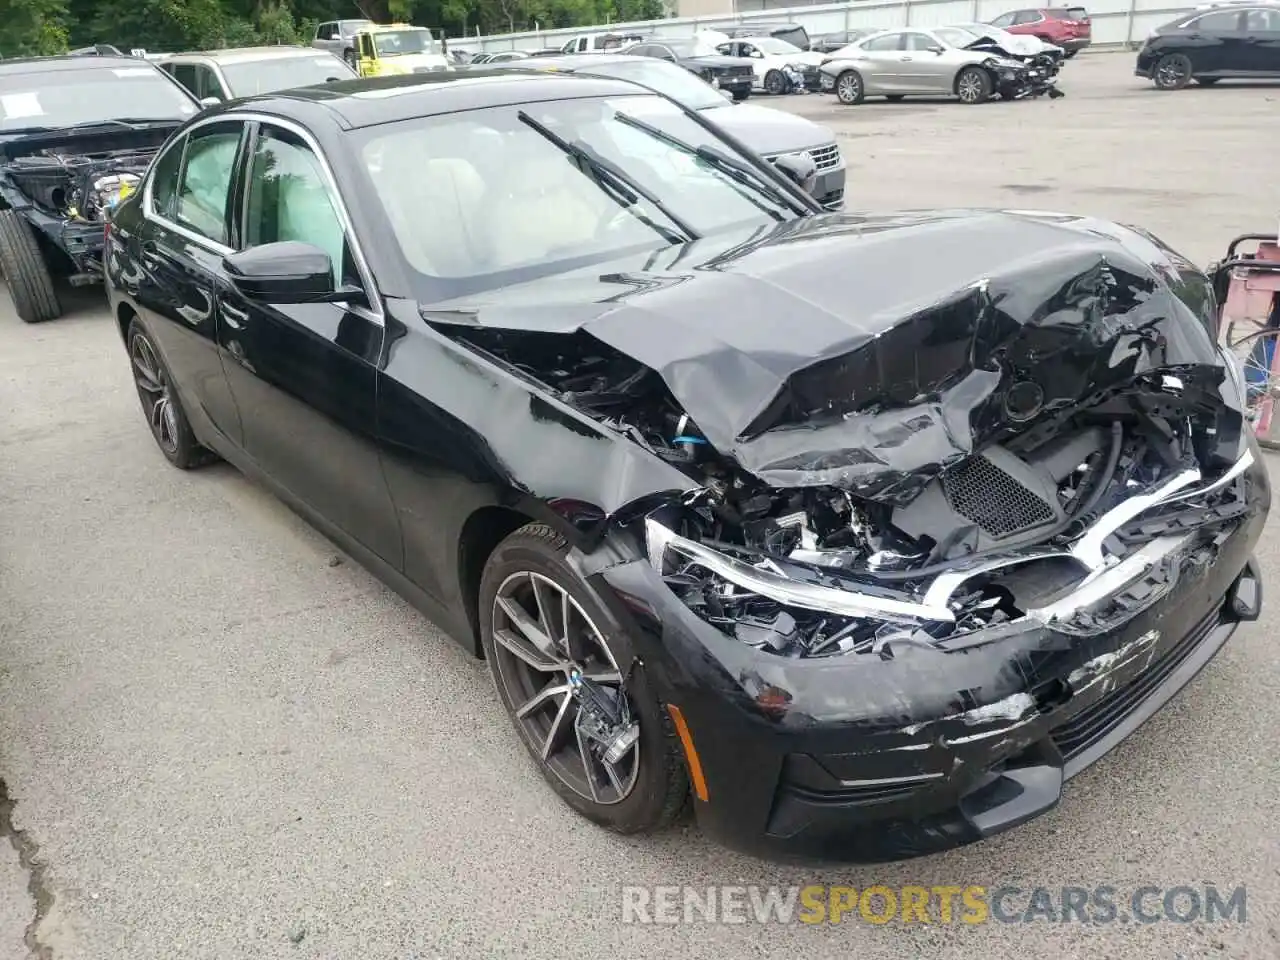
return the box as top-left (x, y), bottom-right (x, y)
top-left (0, 54), bottom-right (200, 322)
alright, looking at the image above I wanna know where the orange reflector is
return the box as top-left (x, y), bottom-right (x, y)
top-left (666, 703), bottom-right (709, 802)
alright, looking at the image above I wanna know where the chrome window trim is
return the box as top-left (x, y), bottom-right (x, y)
top-left (141, 109), bottom-right (384, 326)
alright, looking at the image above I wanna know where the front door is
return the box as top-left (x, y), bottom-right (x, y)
top-left (1181, 9), bottom-right (1245, 74)
top-left (215, 120), bottom-right (401, 564)
top-left (899, 31), bottom-right (952, 93)
top-left (127, 119), bottom-right (247, 449)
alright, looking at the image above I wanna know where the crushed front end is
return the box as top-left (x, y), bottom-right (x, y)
top-left (433, 210), bottom-right (1271, 862)
top-left (0, 133), bottom-right (164, 281)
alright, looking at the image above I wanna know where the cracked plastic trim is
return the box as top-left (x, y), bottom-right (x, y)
top-left (645, 445), bottom-right (1254, 626)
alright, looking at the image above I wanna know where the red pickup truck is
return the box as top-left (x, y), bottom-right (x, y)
top-left (989, 6), bottom-right (1093, 56)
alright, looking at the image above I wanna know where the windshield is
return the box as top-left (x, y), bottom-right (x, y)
top-left (934, 27), bottom-right (977, 46)
top-left (358, 94), bottom-right (799, 297)
top-left (584, 60), bottom-right (727, 110)
top-left (754, 37), bottom-right (802, 55)
top-left (220, 56), bottom-right (356, 96)
top-left (374, 30), bottom-right (434, 56)
top-left (0, 64), bottom-right (197, 130)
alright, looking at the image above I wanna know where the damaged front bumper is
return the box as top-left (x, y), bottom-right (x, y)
top-left (592, 444), bottom-right (1269, 863)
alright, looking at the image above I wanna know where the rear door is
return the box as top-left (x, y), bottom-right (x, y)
top-left (855, 32), bottom-right (908, 92)
top-left (1239, 6), bottom-right (1280, 73)
top-left (216, 119), bottom-right (400, 563)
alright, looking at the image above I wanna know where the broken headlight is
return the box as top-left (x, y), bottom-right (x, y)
top-left (644, 517), bottom-right (958, 657)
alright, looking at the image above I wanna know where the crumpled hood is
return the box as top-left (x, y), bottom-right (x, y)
top-left (702, 102), bottom-right (834, 155)
top-left (425, 210), bottom-right (1226, 502)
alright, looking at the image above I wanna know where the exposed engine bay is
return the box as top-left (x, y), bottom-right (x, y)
top-left (2, 146), bottom-right (151, 223)
top-left (447, 324), bottom-right (1254, 659)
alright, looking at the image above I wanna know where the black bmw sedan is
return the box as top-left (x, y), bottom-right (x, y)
top-left (1136, 4), bottom-right (1280, 88)
top-left (106, 71), bottom-right (1268, 863)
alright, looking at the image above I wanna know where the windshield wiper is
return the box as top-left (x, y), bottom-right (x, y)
top-left (516, 109), bottom-right (697, 245)
top-left (611, 111), bottom-right (811, 219)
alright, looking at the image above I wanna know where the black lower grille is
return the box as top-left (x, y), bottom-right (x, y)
top-left (943, 454), bottom-right (1054, 537)
top-left (1050, 609), bottom-right (1221, 761)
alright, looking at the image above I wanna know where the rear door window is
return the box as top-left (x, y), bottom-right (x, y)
top-left (1013, 10), bottom-right (1042, 24)
top-left (1244, 8), bottom-right (1280, 31)
top-left (862, 32), bottom-right (903, 51)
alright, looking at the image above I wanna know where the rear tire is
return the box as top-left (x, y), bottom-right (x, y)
top-left (834, 69), bottom-right (864, 104)
top-left (0, 209), bottom-right (61, 324)
top-left (479, 523), bottom-right (689, 834)
top-left (127, 320), bottom-right (217, 469)
top-left (955, 65), bottom-right (994, 104)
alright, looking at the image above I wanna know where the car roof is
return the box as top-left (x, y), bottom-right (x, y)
top-left (0, 53), bottom-right (158, 75)
top-left (212, 70), bottom-right (650, 130)
top-left (167, 47), bottom-right (341, 65)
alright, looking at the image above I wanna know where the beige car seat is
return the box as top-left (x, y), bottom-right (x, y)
top-left (373, 141), bottom-right (491, 277)
top-left (481, 149), bottom-right (608, 268)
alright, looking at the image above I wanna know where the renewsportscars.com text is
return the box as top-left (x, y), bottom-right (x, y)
top-left (621, 884), bottom-right (1247, 925)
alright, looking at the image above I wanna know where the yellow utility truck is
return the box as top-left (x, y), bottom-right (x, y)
top-left (353, 24), bottom-right (453, 77)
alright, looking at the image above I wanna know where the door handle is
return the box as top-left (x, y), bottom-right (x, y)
top-left (900, 56), bottom-right (913, 61)
top-left (220, 302), bottom-right (249, 329)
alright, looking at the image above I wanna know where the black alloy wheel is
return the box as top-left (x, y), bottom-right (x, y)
top-left (1153, 53), bottom-right (1193, 90)
top-left (479, 523), bottom-right (688, 833)
top-left (128, 322), bottom-right (215, 469)
top-left (764, 69), bottom-right (787, 95)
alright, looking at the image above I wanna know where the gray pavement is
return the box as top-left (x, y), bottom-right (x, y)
top-left (2, 51), bottom-right (1279, 960)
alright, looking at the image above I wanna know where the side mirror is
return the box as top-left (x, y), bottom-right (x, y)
top-left (928, 45), bottom-right (946, 54)
top-left (222, 242), bottom-right (362, 305)
top-left (771, 151), bottom-right (819, 197)
top-left (199, 96), bottom-right (221, 108)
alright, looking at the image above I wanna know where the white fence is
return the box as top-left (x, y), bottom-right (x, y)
top-left (449, 0), bottom-right (1193, 52)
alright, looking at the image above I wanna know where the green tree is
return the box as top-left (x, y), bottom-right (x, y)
top-left (0, 0), bottom-right (70, 58)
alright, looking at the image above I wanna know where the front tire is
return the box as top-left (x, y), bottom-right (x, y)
top-left (835, 69), bottom-right (864, 104)
top-left (479, 523), bottom-right (688, 833)
top-left (1153, 53), bottom-right (1193, 90)
top-left (764, 69), bottom-right (787, 95)
top-left (0, 209), bottom-right (61, 324)
top-left (956, 65), bottom-right (994, 104)
top-left (127, 320), bottom-right (216, 469)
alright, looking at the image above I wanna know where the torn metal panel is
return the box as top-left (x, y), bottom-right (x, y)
top-left (426, 209), bottom-right (1235, 499)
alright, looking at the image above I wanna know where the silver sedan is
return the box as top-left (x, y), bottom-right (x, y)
top-left (818, 27), bottom-right (1029, 104)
